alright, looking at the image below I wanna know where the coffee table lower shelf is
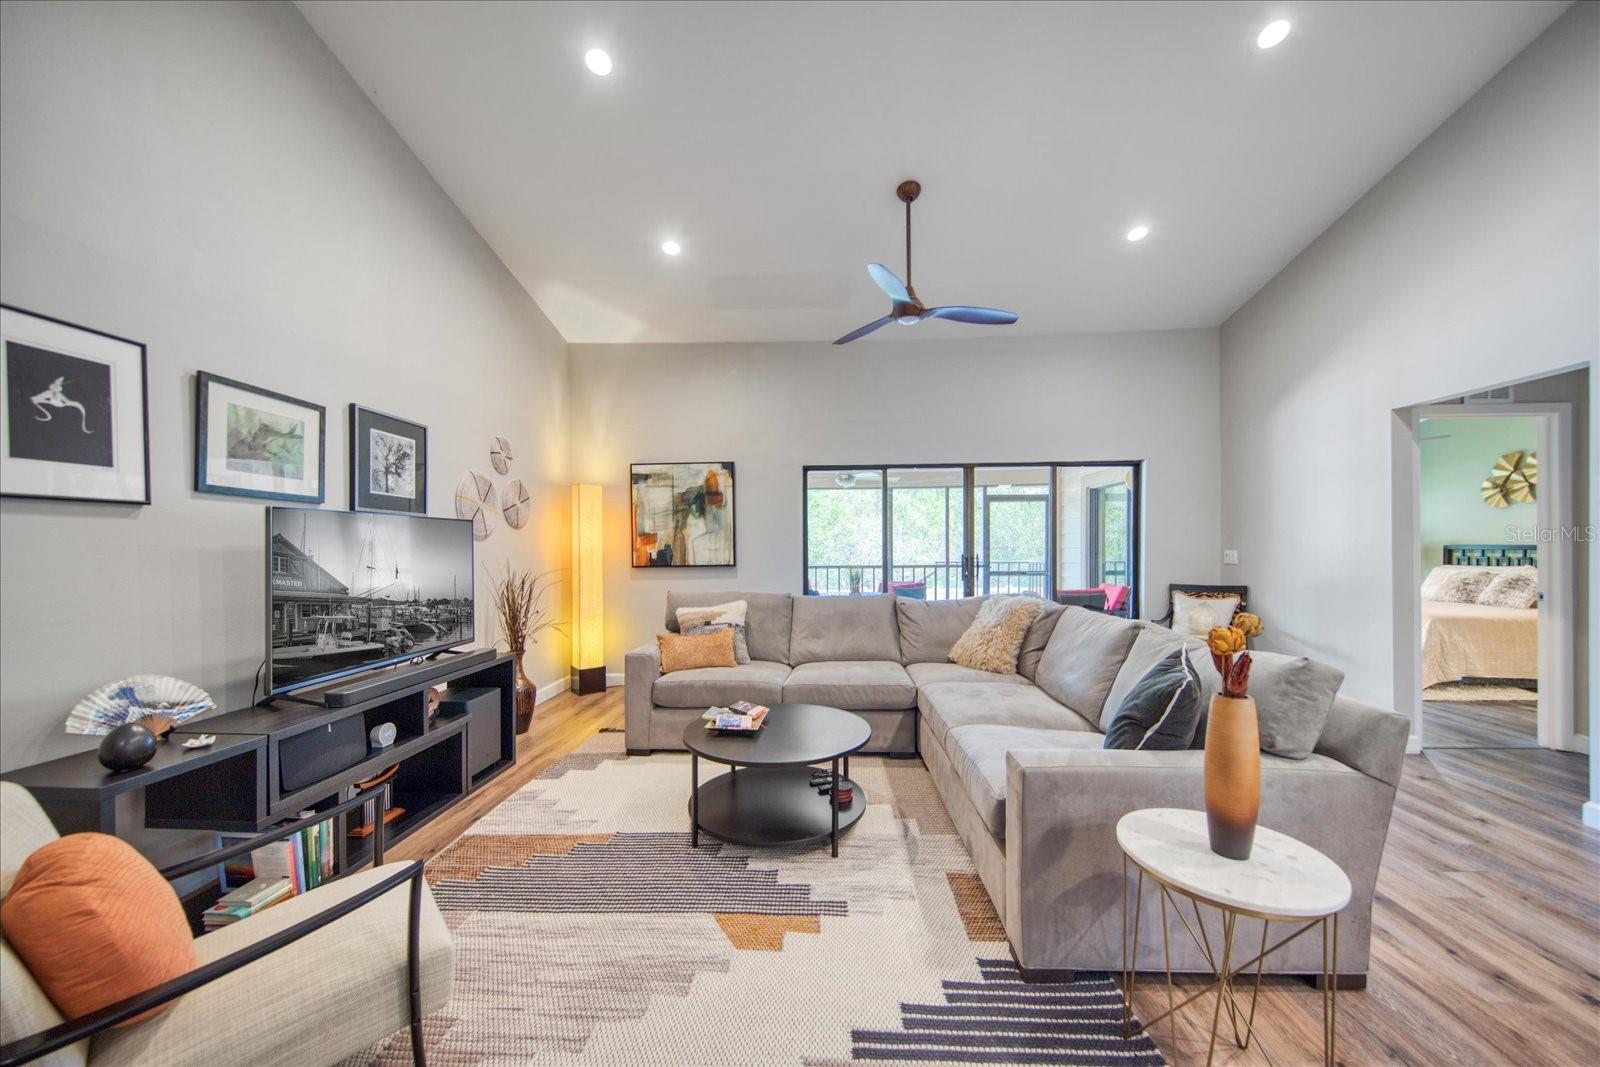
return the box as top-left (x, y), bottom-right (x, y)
top-left (689, 765), bottom-right (866, 850)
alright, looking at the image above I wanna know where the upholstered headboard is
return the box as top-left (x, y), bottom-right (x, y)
top-left (1442, 543), bottom-right (1537, 567)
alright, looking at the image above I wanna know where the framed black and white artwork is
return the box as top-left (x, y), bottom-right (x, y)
top-left (195, 371), bottom-right (325, 503)
top-left (350, 404), bottom-right (427, 514)
top-left (0, 304), bottom-right (150, 505)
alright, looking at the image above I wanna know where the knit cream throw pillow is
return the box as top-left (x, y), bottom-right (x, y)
top-left (949, 596), bottom-right (1047, 674)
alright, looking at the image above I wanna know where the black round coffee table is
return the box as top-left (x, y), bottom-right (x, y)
top-left (683, 703), bottom-right (871, 857)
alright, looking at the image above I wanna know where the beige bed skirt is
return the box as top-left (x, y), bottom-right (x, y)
top-left (1421, 600), bottom-right (1538, 688)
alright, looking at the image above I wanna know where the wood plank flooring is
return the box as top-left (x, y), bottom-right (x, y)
top-left (395, 687), bottom-right (1599, 1066)
top-left (1423, 699), bottom-right (1540, 749)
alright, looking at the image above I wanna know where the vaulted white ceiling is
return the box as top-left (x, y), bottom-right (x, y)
top-left (297, 1), bottom-right (1568, 344)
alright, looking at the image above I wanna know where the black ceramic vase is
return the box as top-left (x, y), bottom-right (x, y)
top-left (98, 722), bottom-right (158, 772)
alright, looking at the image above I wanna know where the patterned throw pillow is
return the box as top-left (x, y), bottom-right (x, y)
top-left (657, 630), bottom-right (737, 673)
top-left (1104, 648), bottom-right (1202, 750)
top-left (948, 596), bottom-right (1047, 674)
top-left (1171, 591), bottom-right (1240, 635)
top-left (1430, 568), bottom-right (1496, 604)
top-left (1477, 567), bottom-right (1538, 609)
top-left (675, 600), bottom-right (750, 663)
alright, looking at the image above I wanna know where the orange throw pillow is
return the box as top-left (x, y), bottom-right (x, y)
top-left (1, 833), bottom-right (197, 1026)
top-left (658, 629), bottom-right (737, 672)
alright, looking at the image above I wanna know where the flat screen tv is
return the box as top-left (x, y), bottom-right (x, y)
top-left (267, 507), bottom-right (474, 696)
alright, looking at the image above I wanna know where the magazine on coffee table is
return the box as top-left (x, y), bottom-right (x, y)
top-left (703, 701), bottom-right (769, 733)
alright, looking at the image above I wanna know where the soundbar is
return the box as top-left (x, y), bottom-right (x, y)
top-left (319, 647), bottom-right (499, 707)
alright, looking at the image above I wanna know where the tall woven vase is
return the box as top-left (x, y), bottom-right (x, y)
top-left (1204, 695), bottom-right (1260, 860)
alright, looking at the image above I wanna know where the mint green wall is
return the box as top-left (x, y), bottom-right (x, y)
top-left (1420, 416), bottom-right (1539, 570)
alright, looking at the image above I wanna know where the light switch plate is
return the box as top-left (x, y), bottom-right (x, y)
top-left (1222, 549), bottom-right (1239, 565)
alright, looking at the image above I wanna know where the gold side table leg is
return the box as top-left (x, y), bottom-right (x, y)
top-left (1331, 913), bottom-right (1340, 1067)
top-left (1203, 910), bottom-right (1236, 1067)
top-left (1159, 887), bottom-right (1177, 1051)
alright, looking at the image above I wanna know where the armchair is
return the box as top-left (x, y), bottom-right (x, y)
top-left (0, 784), bottom-right (453, 1067)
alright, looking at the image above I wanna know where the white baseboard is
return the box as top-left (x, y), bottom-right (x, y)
top-left (535, 677), bottom-right (567, 704)
top-left (607, 671), bottom-right (625, 689)
top-left (1582, 801), bottom-right (1600, 831)
top-left (1569, 732), bottom-right (1590, 755)
top-left (1405, 733), bottom-right (1423, 754)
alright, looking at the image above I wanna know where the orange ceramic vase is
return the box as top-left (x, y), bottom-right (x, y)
top-left (1204, 695), bottom-right (1260, 860)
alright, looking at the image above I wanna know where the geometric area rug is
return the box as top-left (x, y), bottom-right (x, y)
top-left (345, 733), bottom-right (1164, 1066)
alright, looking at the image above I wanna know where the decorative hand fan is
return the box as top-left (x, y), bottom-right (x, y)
top-left (66, 675), bottom-right (214, 737)
top-left (1481, 450), bottom-right (1537, 508)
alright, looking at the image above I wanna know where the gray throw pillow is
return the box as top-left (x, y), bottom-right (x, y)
top-left (682, 623), bottom-right (749, 663)
top-left (1190, 648), bottom-right (1343, 759)
top-left (1104, 649), bottom-right (1201, 751)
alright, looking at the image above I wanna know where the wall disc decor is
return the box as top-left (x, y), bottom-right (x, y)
top-left (455, 469), bottom-right (498, 540)
top-left (1481, 449), bottom-right (1537, 508)
top-left (501, 478), bottom-right (531, 529)
top-left (490, 436), bottom-right (514, 475)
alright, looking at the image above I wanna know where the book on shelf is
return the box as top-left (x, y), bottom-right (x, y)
top-left (702, 702), bottom-right (769, 732)
top-left (202, 877), bottom-right (293, 929)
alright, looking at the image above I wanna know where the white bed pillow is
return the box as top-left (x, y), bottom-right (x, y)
top-left (1420, 566), bottom-right (1496, 603)
top-left (1477, 568), bottom-right (1539, 610)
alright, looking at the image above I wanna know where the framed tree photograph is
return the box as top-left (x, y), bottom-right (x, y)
top-left (630, 461), bottom-right (735, 567)
top-left (350, 403), bottom-right (427, 514)
top-left (0, 304), bottom-right (151, 505)
top-left (195, 371), bottom-right (325, 503)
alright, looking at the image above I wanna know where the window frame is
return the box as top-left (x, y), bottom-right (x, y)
top-left (801, 460), bottom-right (1143, 612)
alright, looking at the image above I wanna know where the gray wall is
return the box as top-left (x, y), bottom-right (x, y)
top-left (0, 0), bottom-right (571, 774)
top-left (1219, 3), bottom-right (1597, 749)
top-left (569, 329), bottom-right (1222, 666)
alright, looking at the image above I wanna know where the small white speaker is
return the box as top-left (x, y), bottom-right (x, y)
top-left (369, 722), bottom-right (397, 749)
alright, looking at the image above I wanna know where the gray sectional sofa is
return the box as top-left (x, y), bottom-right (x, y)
top-left (624, 590), bottom-right (1409, 983)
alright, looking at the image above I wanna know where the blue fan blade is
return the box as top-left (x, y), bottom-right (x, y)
top-left (866, 263), bottom-right (911, 304)
top-left (923, 305), bottom-right (1018, 325)
top-left (833, 315), bottom-right (893, 345)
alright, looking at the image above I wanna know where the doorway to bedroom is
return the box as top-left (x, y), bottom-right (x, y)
top-left (1396, 368), bottom-right (1586, 761)
top-left (1417, 414), bottom-right (1543, 748)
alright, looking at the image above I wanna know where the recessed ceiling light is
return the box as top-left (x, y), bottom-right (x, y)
top-left (1256, 20), bottom-right (1291, 49)
top-left (660, 240), bottom-right (681, 256)
top-left (1126, 225), bottom-right (1150, 242)
top-left (584, 48), bottom-right (613, 76)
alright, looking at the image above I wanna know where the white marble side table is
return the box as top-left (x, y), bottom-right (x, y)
top-left (1116, 808), bottom-right (1352, 1067)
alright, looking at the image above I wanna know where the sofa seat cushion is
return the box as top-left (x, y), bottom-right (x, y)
top-left (918, 681), bottom-right (1097, 753)
top-left (946, 726), bottom-right (1104, 837)
top-left (653, 660), bottom-right (790, 708)
top-left (783, 661), bottom-right (916, 710)
top-left (906, 662), bottom-right (1031, 687)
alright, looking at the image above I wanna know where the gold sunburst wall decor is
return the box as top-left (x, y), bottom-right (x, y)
top-left (1481, 449), bottom-right (1537, 508)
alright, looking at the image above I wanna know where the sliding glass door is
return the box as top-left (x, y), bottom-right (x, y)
top-left (803, 461), bottom-right (1140, 612)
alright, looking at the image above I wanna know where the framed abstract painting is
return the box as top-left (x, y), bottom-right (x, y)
top-left (631, 461), bottom-right (735, 567)
top-left (350, 403), bottom-right (427, 514)
top-left (194, 371), bottom-right (325, 503)
top-left (0, 304), bottom-right (150, 505)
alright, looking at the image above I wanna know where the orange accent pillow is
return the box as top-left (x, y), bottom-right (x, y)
top-left (658, 629), bottom-right (737, 672)
top-left (1, 833), bottom-right (197, 1026)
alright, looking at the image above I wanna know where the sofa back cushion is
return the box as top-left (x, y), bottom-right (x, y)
top-left (666, 591), bottom-right (793, 664)
top-left (790, 594), bottom-right (901, 663)
top-left (896, 596), bottom-right (986, 663)
top-left (1016, 601), bottom-right (1066, 681)
top-left (1100, 625), bottom-right (1211, 731)
top-left (1033, 607), bottom-right (1141, 720)
top-left (1191, 648), bottom-right (1344, 760)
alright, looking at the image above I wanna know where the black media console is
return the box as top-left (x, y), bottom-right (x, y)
top-left (2, 653), bottom-right (517, 874)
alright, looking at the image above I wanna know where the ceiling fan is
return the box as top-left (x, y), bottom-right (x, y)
top-left (834, 179), bottom-right (1018, 345)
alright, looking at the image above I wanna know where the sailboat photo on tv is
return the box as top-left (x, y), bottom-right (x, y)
top-left (267, 507), bottom-right (474, 695)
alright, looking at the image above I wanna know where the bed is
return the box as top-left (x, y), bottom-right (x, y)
top-left (1420, 544), bottom-right (1538, 688)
